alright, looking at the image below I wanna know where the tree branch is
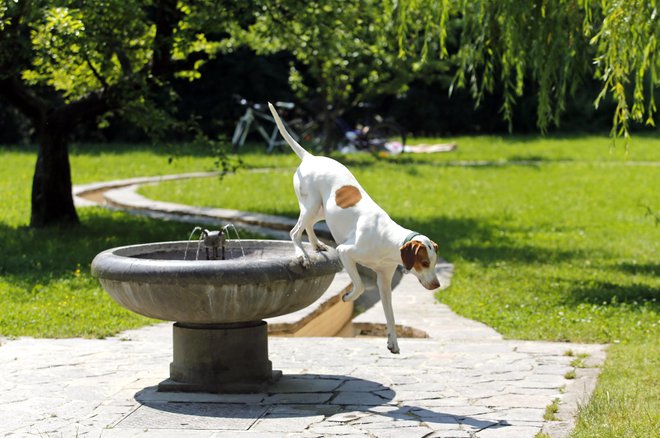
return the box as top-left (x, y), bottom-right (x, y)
top-left (83, 52), bottom-right (109, 90)
top-left (114, 49), bottom-right (133, 75)
top-left (54, 89), bottom-right (114, 132)
top-left (0, 76), bottom-right (47, 124)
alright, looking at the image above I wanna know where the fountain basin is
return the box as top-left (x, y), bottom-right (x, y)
top-left (92, 239), bottom-right (342, 393)
top-left (91, 239), bottom-right (341, 324)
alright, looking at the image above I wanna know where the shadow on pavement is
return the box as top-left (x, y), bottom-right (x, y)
top-left (131, 374), bottom-right (508, 433)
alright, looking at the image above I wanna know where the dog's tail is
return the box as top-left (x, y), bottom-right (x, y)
top-left (268, 102), bottom-right (309, 160)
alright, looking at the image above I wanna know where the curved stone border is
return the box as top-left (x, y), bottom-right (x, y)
top-left (74, 172), bottom-right (329, 240)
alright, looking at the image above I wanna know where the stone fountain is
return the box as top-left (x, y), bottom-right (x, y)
top-left (91, 235), bottom-right (341, 393)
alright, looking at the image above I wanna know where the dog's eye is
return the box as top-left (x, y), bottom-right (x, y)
top-left (421, 261), bottom-right (430, 268)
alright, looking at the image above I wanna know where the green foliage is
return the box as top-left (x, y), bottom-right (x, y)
top-left (21, 1), bottom-right (152, 100)
top-left (394, 0), bottom-right (660, 137)
top-left (591, 0), bottom-right (660, 135)
top-left (0, 0), bottom-right (259, 143)
top-left (543, 398), bottom-right (561, 421)
top-left (239, 1), bottom-right (445, 115)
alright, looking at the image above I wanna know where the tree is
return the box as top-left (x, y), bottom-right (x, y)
top-left (392, 0), bottom-right (659, 136)
top-left (0, 0), bottom-right (251, 227)
top-left (237, 0), bottom-right (447, 151)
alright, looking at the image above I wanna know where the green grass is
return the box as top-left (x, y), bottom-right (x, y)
top-left (571, 340), bottom-right (659, 438)
top-left (1, 135), bottom-right (659, 435)
top-left (544, 398), bottom-right (561, 421)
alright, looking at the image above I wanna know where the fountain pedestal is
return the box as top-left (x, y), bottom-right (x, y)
top-left (92, 239), bottom-right (341, 394)
top-left (159, 321), bottom-right (281, 393)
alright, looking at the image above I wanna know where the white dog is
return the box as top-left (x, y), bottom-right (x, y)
top-left (268, 103), bottom-right (441, 354)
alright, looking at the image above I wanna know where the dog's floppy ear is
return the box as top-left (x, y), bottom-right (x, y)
top-left (400, 241), bottom-right (419, 270)
top-left (432, 241), bottom-right (439, 255)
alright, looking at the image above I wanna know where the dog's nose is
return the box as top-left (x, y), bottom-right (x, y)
top-left (422, 278), bottom-right (441, 290)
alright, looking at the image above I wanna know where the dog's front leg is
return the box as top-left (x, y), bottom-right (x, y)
top-left (376, 266), bottom-right (399, 354)
top-left (337, 244), bottom-right (365, 302)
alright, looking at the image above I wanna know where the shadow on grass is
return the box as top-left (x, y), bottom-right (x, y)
top-left (615, 262), bottom-right (660, 277)
top-left (328, 148), bottom-right (578, 171)
top-left (69, 142), bottom-right (223, 158)
top-left (0, 208), bottom-right (200, 289)
top-left (335, 154), bottom-right (560, 170)
top-left (567, 280), bottom-right (659, 309)
top-left (396, 215), bottom-right (579, 265)
top-left (3, 142), bottom-right (225, 159)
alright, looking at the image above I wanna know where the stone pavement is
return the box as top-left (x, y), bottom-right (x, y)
top-left (0, 270), bottom-right (606, 438)
top-left (0, 174), bottom-right (607, 437)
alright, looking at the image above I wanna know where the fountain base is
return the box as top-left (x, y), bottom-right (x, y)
top-left (158, 321), bottom-right (281, 393)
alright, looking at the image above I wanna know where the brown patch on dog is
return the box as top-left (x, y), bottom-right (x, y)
top-left (400, 241), bottom-right (431, 271)
top-left (335, 185), bottom-right (362, 208)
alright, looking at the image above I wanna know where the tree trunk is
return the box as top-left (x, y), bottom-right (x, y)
top-left (30, 126), bottom-right (79, 227)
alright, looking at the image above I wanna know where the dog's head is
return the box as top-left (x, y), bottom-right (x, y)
top-left (400, 236), bottom-right (442, 290)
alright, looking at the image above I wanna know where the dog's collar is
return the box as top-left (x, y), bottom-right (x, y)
top-left (402, 232), bottom-right (421, 246)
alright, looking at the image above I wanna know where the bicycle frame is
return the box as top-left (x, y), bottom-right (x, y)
top-left (232, 104), bottom-right (297, 153)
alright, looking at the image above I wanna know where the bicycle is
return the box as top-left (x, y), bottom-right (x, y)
top-left (231, 97), bottom-right (299, 153)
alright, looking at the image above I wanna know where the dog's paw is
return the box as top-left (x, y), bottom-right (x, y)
top-left (298, 255), bottom-right (312, 269)
top-left (387, 343), bottom-right (400, 354)
top-left (387, 334), bottom-right (400, 354)
top-left (314, 242), bottom-right (329, 252)
top-left (341, 289), bottom-right (360, 303)
top-left (342, 282), bottom-right (365, 302)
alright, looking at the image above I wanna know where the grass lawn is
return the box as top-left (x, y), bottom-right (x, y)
top-left (0, 143), bottom-right (255, 337)
top-left (1, 135), bottom-right (659, 436)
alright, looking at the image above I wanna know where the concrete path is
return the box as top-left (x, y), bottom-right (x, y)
top-left (0, 175), bottom-right (607, 437)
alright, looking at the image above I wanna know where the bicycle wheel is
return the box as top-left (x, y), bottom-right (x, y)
top-left (366, 122), bottom-right (406, 153)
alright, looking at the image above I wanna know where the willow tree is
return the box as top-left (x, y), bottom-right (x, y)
top-left (0, 0), bottom-right (250, 227)
top-left (391, 0), bottom-right (658, 136)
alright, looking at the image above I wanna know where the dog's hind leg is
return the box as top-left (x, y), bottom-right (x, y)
top-left (305, 210), bottom-right (328, 252)
top-left (306, 227), bottom-right (328, 252)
